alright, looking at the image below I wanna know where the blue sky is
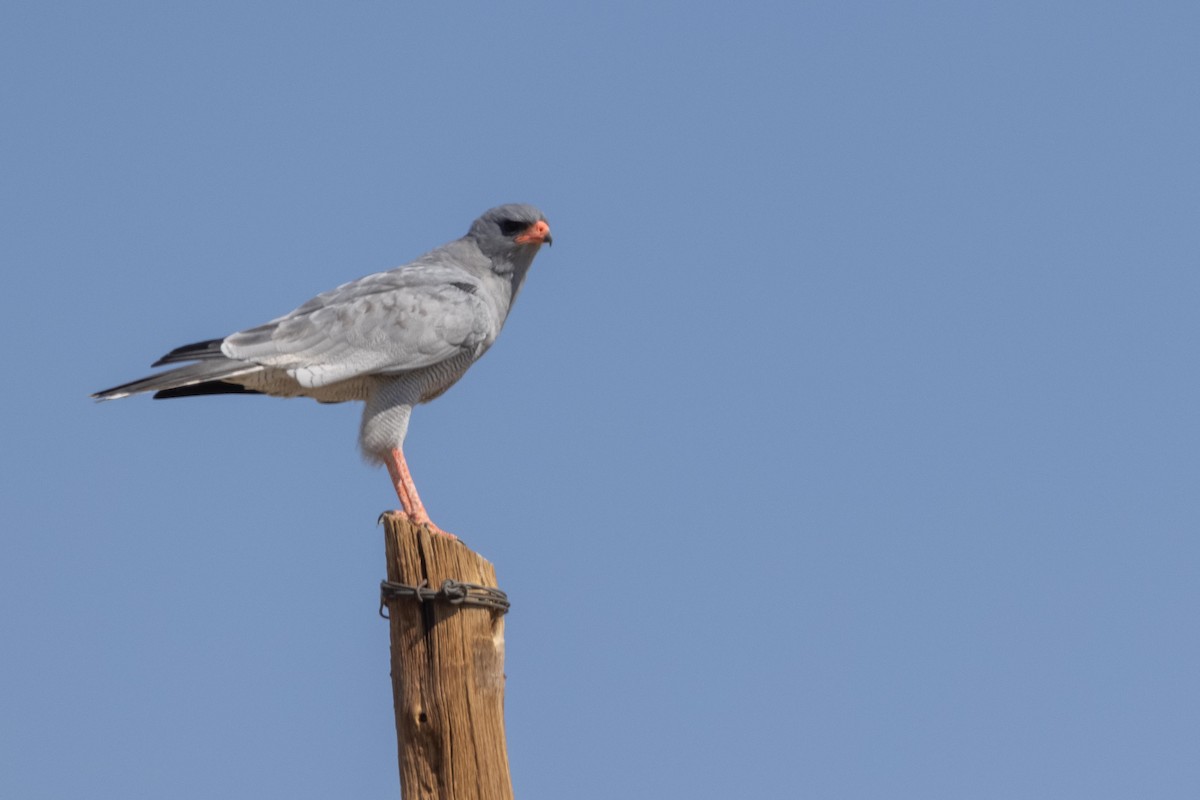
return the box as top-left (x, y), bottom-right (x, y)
top-left (3, 2), bottom-right (1199, 797)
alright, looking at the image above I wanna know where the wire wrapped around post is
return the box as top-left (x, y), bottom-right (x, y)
top-left (379, 578), bottom-right (511, 618)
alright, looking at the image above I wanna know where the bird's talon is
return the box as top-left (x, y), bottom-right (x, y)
top-left (427, 525), bottom-right (459, 541)
top-left (377, 509), bottom-right (458, 540)
top-left (413, 518), bottom-right (459, 541)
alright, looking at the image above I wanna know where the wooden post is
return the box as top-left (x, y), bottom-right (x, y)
top-left (381, 513), bottom-right (513, 800)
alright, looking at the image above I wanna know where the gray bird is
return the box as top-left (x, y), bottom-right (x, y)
top-left (93, 204), bottom-right (553, 537)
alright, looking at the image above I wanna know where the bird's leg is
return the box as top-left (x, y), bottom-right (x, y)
top-left (384, 448), bottom-right (457, 539)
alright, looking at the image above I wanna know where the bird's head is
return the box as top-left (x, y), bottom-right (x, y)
top-left (469, 204), bottom-right (553, 264)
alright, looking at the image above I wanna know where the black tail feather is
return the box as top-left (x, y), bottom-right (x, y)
top-left (154, 381), bottom-right (264, 399)
top-left (152, 338), bottom-right (225, 367)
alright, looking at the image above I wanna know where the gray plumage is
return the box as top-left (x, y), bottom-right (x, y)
top-left (94, 204), bottom-right (552, 466)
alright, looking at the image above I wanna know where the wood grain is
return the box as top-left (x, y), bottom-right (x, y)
top-left (382, 513), bottom-right (512, 800)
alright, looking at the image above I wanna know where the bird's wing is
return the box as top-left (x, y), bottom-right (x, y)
top-left (222, 264), bottom-right (496, 389)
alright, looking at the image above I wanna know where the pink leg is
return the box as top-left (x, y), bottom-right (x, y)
top-left (384, 448), bottom-right (457, 539)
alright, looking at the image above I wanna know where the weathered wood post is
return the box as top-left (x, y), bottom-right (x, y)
top-left (380, 513), bottom-right (513, 800)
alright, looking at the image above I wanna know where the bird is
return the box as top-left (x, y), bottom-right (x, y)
top-left (93, 203), bottom-right (552, 538)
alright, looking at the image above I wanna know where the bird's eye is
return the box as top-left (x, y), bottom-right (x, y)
top-left (497, 219), bottom-right (527, 237)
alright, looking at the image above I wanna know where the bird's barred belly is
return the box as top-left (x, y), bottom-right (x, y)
top-left (416, 351), bottom-right (478, 402)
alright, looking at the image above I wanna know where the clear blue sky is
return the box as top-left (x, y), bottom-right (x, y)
top-left (4, 2), bottom-right (1199, 797)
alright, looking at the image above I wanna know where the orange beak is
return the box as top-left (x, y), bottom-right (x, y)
top-left (514, 219), bottom-right (553, 246)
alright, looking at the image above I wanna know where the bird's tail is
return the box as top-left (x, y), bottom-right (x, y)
top-left (151, 337), bottom-right (227, 366)
top-left (92, 339), bottom-right (262, 401)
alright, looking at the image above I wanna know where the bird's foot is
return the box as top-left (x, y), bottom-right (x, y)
top-left (379, 510), bottom-right (459, 540)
